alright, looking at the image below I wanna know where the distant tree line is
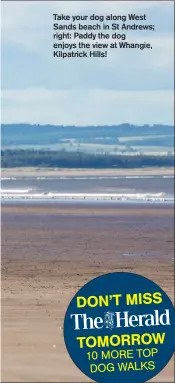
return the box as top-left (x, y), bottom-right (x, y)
top-left (1, 149), bottom-right (174, 168)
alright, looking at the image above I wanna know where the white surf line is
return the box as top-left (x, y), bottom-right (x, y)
top-left (1, 192), bottom-right (174, 202)
top-left (1, 189), bottom-right (32, 193)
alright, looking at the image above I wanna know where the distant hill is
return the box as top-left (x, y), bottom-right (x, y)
top-left (1, 124), bottom-right (174, 148)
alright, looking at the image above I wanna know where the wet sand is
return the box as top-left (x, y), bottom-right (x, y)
top-left (1, 203), bottom-right (174, 382)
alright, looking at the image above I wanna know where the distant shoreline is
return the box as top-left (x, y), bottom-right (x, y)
top-left (1, 167), bottom-right (174, 178)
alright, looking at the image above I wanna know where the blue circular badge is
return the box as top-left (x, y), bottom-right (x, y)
top-left (64, 272), bottom-right (175, 383)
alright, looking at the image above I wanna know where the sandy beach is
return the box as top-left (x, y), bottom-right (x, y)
top-left (1, 167), bottom-right (174, 178)
top-left (1, 202), bottom-right (174, 382)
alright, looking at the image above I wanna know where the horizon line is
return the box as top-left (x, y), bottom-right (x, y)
top-left (1, 123), bottom-right (174, 127)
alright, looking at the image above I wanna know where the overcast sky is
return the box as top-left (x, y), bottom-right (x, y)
top-left (1, 1), bottom-right (174, 125)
